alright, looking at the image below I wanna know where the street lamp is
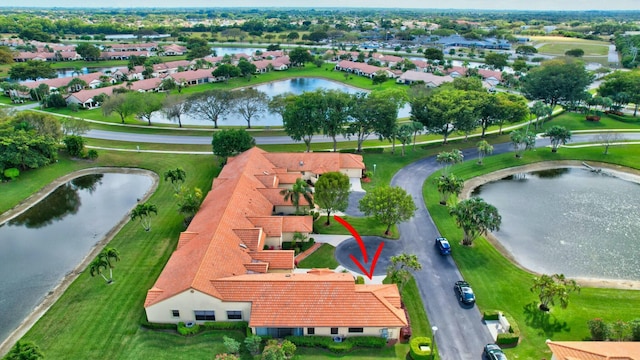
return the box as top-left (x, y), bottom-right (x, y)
top-left (373, 164), bottom-right (377, 174)
top-left (431, 326), bottom-right (438, 360)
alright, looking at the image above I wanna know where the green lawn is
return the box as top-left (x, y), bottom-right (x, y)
top-left (537, 43), bottom-right (609, 56)
top-left (540, 111), bottom-right (640, 131)
top-left (313, 215), bottom-right (399, 239)
top-left (424, 146), bottom-right (640, 359)
top-left (298, 243), bottom-right (339, 269)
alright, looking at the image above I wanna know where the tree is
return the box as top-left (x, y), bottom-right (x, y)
top-left (237, 58), bottom-right (257, 77)
top-left (164, 167), bottom-right (186, 193)
top-left (233, 88), bottom-right (268, 129)
top-left (515, 45), bottom-right (538, 55)
top-left (101, 247), bottom-right (120, 282)
top-left (63, 135), bottom-right (85, 157)
top-left (135, 92), bottom-right (163, 126)
top-left (408, 121), bottom-right (424, 151)
top-left (411, 89), bottom-right (457, 144)
top-left (423, 47), bottom-right (444, 62)
top-left (185, 37), bottom-right (211, 60)
top-left (161, 95), bottom-right (189, 128)
top-left (521, 58), bottom-right (594, 109)
top-left (244, 335), bottom-right (262, 356)
top-left (66, 77), bottom-right (88, 92)
top-left (212, 64), bottom-right (241, 82)
top-left (544, 125), bottom-right (571, 152)
top-left (102, 93), bottom-right (140, 124)
top-left (476, 140), bottom-right (493, 165)
top-left (187, 89), bottom-right (235, 128)
top-left (386, 253), bottom-right (422, 292)
top-left (130, 202), bottom-right (158, 232)
top-left (598, 70), bottom-right (640, 116)
top-left (322, 90), bottom-right (352, 152)
top-left (175, 187), bottom-right (203, 225)
top-left (593, 133), bottom-right (625, 155)
top-left (61, 117), bottom-right (90, 136)
top-left (12, 111), bottom-right (62, 141)
top-left (437, 174), bottom-right (464, 205)
top-left (5, 340), bottom-right (44, 360)
top-left (89, 254), bottom-right (110, 283)
top-left (314, 171), bottom-right (350, 225)
top-left (436, 150), bottom-right (463, 177)
top-left (372, 70), bottom-right (388, 85)
top-left (283, 91), bottom-right (325, 152)
top-left (531, 101), bottom-right (551, 130)
top-left (359, 186), bottom-right (417, 236)
top-left (449, 197), bottom-right (501, 246)
top-left (565, 48), bottom-right (585, 57)
top-left (9, 60), bottom-right (56, 81)
top-left (530, 273), bottom-right (580, 311)
top-left (510, 129), bottom-right (536, 158)
top-left (396, 124), bottom-right (413, 157)
top-left (75, 43), bottom-right (101, 61)
top-left (495, 92), bottom-right (530, 135)
top-left (280, 178), bottom-right (313, 214)
top-left (484, 52), bottom-right (509, 70)
top-left (288, 47), bottom-right (313, 66)
top-left (0, 45), bottom-right (14, 65)
top-left (0, 130), bottom-right (58, 171)
top-left (211, 129), bottom-right (256, 164)
top-left (223, 336), bottom-right (241, 355)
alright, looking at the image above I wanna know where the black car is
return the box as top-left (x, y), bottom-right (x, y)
top-left (435, 237), bottom-right (451, 255)
top-left (484, 344), bottom-right (508, 360)
top-left (454, 280), bottom-right (476, 304)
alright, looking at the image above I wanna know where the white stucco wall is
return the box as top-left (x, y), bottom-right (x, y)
top-left (145, 289), bottom-right (252, 324)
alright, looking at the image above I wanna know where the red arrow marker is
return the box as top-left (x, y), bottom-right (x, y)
top-left (334, 215), bottom-right (384, 280)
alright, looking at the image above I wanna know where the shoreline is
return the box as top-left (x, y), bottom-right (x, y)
top-left (460, 160), bottom-right (640, 291)
top-left (0, 168), bottom-right (159, 356)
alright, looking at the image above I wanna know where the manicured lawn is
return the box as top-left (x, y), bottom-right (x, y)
top-left (540, 111), bottom-right (640, 131)
top-left (537, 42), bottom-right (609, 56)
top-left (298, 243), bottom-right (339, 269)
top-left (423, 146), bottom-right (640, 359)
top-left (86, 138), bottom-right (213, 153)
top-left (313, 216), bottom-right (399, 239)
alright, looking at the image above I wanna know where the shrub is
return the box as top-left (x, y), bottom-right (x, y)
top-left (630, 319), bottom-right (640, 341)
top-left (496, 312), bottom-right (520, 347)
top-left (201, 321), bottom-right (248, 331)
top-left (63, 135), bottom-right (85, 157)
top-left (244, 335), bottom-right (262, 355)
top-left (177, 322), bottom-right (200, 336)
top-left (4, 168), bottom-right (19, 181)
top-left (215, 354), bottom-right (239, 360)
top-left (347, 336), bottom-right (386, 348)
top-left (355, 276), bottom-right (365, 284)
top-left (281, 339), bottom-right (296, 358)
top-left (223, 335), bottom-right (241, 354)
top-left (588, 318), bottom-right (608, 341)
top-left (68, 103), bottom-right (80, 112)
top-left (87, 149), bottom-right (98, 160)
top-left (483, 311), bottom-right (500, 321)
top-left (140, 321), bottom-right (176, 331)
top-left (409, 336), bottom-right (432, 360)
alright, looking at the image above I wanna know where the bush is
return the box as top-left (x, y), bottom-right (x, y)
top-left (223, 335), bottom-right (241, 354)
top-left (63, 135), bottom-right (85, 157)
top-left (177, 322), bottom-right (200, 336)
top-left (409, 336), bottom-right (432, 360)
top-left (347, 336), bottom-right (386, 348)
top-left (630, 319), bottom-right (640, 341)
top-left (141, 321), bottom-right (177, 331)
top-left (588, 318), bottom-right (608, 341)
top-left (87, 149), bottom-right (98, 160)
top-left (4, 168), bottom-right (20, 181)
top-left (355, 276), bottom-right (365, 284)
top-left (201, 321), bottom-right (248, 331)
top-left (483, 311), bottom-right (499, 321)
top-left (68, 102), bottom-right (80, 112)
top-left (284, 336), bottom-right (383, 353)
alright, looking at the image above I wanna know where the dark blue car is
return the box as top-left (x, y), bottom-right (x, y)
top-left (435, 237), bottom-right (451, 255)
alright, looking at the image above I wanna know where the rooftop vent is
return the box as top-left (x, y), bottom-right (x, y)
top-left (263, 171), bottom-right (269, 175)
top-left (299, 161), bottom-right (304, 166)
top-left (239, 243), bottom-right (248, 249)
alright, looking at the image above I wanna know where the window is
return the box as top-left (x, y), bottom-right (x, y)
top-left (348, 328), bottom-right (364, 333)
top-left (307, 328), bottom-right (315, 335)
top-left (331, 328), bottom-right (339, 335)
top-left (227, 311), bottom-right (242, 320)
top-left (194, 310), bottom-right (215, 321)
top-left (171, 310), bottom-right (180, 317)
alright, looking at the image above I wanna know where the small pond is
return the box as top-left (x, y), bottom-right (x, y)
top-left (0, 172), bottom-right (154, 344)
top-left (471, 167), bottom-right (640, 281)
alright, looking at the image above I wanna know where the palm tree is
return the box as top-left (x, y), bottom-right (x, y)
top-left (449, 197), bottom-right (501, 246)
top-left (130, 202), bottom-right (158, 231)
top-left (476, 140), bottom-right (494, 165)
top-left (101, 247), bottom-right (120, 281)
top-left (279, 178), bottom-right (313, 214)
top-left (89, 255), bottom-right (110, 283)
top-left (163, 168), bottom-right (186, 193)
top-left (436, 149), bottom-right (464, 177)
top-left (436, 174), bottom-right (464, 205)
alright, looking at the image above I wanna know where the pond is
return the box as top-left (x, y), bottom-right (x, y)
top-left (0, 172), bottom-right (155, 344)
top-left (471, 167), bottom-right (640, 281)
top-left (149, 77), bottom-right (412, 126)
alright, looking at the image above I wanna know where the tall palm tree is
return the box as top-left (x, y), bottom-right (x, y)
top-left (89, 256), bottom-right (110, 283)
top-left (279, 178), bottom-right (313, 214)
top-left (101, 247), bottom-right (120, 281)
top-left (163, 168), bottom-right (186, 193)
top-left (130, 203), bottom-right (158, 231)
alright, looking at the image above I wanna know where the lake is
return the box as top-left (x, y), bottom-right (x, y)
top-left (471, 167), bottom-right (640, 281)
top-left (0, 172), bottom-right (154, 344)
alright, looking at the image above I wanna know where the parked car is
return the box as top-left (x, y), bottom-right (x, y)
top-left (484, 344), bottom-right (507, 360)
top-left (454, 280), bottom-right (476, 304)
top-left (435, 237), bottom-right (451, 255)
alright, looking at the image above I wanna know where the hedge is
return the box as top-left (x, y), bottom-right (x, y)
top-left (409, 336), bottom-right (432, 360)
top-left (285, 336), bottom-right (386, 353)
top-left (143, 320), bottom-right (248, 336)
top-left (177, 322), bottom-right (200, 336)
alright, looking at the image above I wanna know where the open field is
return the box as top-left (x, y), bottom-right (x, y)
top-left (530, 36), bottom-right (611, 56)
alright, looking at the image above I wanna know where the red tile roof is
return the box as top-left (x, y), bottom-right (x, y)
top-left (547, 341), bottom-right (640, 360)
top-left (144, 148), bottom-right (404, 330)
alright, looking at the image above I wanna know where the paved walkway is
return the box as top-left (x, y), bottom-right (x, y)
top-left (294, 243), bottom-right (323, 263)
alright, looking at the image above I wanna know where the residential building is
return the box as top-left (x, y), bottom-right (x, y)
top-left (547, 340), bottom-right (640, 360)
top-left (144, 148), bottom-right (407, 340)
top-left (396, 71), bottom-right (454, 87)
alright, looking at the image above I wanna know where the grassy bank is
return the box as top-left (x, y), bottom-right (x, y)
top-left (424, 145), bottom-right (640, 359)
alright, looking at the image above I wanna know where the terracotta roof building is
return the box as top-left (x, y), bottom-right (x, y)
top-left (547, 340), bottom-right (640, 360)
top-left (144, 148), bottom-right (407, 339)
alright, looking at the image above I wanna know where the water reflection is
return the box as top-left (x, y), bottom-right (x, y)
top-left (0, 172), bottom-right (153, 344)
top-left (471, 167), bottom-right (640, 281)
top-left (9, 174), bottom-right (103, 229)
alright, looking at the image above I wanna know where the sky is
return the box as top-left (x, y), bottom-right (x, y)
top-left (6, 0), bottom-right (640, 10)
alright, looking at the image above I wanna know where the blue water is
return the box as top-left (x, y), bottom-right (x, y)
top-left (0, 173), bottom-right (154, 344)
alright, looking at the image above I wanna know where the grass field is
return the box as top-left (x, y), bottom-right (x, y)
top-left (529, 35), bottom-right (611, 57)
